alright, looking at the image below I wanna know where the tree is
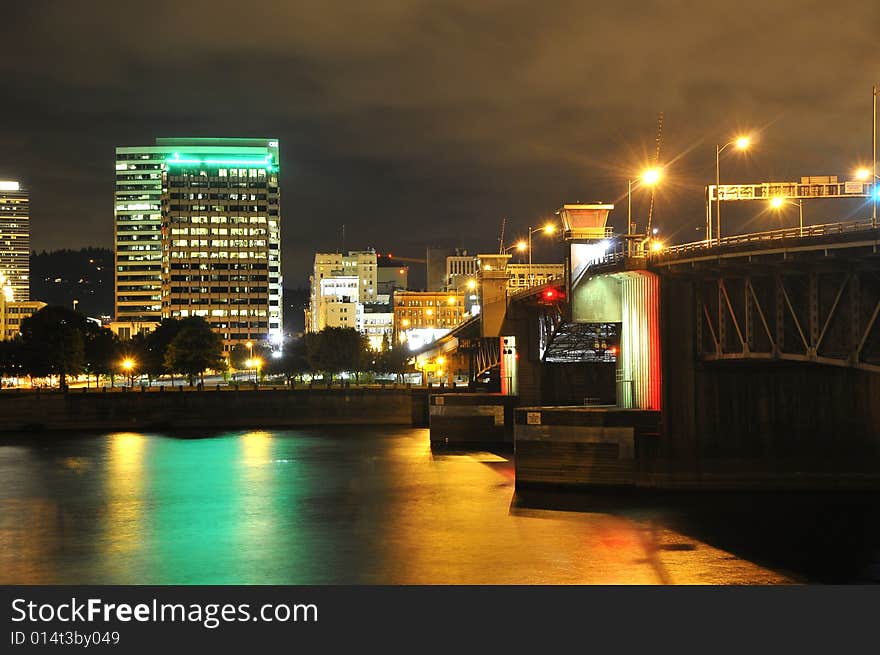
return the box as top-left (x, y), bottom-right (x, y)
top-left (162, 317), bottom-right (225, 385)
top-left (229, 343), bottom-right (250, 370)
top-left (136, 318), bottom-right (182, 382)
top-left (379, 339), bottom-right (413, 383)
top-left (83, 324), bottom-right (121, 387)
top-left (305, 327), bottom-right (369, 382)
top-left (0, 338), bottom-right (25, 383)
top-left (265, 338), bottom-right (309, 386)
top-left (19, 306), bottom-right (87, 388)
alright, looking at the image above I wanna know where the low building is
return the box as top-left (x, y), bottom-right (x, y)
top-left (0, 299), bottom-right (46, 340)
top-left (506, 263), bottom-right (565, 291)
top-left (393, 290), bottom-right (467, 350)
top-left (107, 320), bottom-right (159, 341)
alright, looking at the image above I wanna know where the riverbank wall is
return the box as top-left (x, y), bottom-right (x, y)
top-left (0, 387), bottom-right (433, 432)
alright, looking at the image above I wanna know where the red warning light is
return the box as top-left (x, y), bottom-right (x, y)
top-left (544, 288), bottom-right (556, 300)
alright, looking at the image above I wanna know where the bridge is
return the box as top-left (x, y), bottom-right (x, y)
top-left (418, 206), bottom-right (880, 489)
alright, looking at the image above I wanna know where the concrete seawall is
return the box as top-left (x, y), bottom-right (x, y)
top-left (0, 387), bottom-right (429, 432)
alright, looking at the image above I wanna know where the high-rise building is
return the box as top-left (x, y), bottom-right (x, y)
top-left (115, 138), bottom-right (282, 349)
top-left (115, 145), bottom-right (175, 323)
top-left (0, 181), bottom-right (29, 301)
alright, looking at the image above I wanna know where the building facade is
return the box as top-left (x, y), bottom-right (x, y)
top-left (116, 138), bottom-right (282, 350)
top-left (0, 181), bottom-right (29, 301)
top-left (0, 273), bottom-right (44, 340)
top-left (307, 250), bottom-right (377, 333)
top-left (506, 263), bottom-right (565, 291)
top-left (159, 138), bottom-right (282, 350)
top-left (114, 147), bottom-right (168, 323)
top-left (393, 290), bottom-right (467, 350)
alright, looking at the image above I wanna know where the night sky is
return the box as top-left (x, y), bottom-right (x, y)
top-left (1, 1), bottom-right (877, 287)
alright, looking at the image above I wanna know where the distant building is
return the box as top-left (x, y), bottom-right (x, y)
top-left (444, 250), bottom-right (477, 291)
top-left (116, 137), bottom-right (282, 351)
top-left (393, 290), bottom-right (467, 351)
top-left (376, 254), bottom-right (409, 295)
top-left (107, 320), bottom-right (159, 341)
top-left (0, 181), bottom-right (29, 301)
top-left (426, 247), bottom-right (457, 292)
top-left (307, 250), bottom-right (377, 333)
top-left (0, 274), bottom-right (44, 340)
top-left (506, 263), bottom-right (565, 292)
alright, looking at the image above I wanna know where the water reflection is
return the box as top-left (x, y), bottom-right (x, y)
top-left (1, 428), bottom-right (868, 584)
top-left (103, 433), bottom-right (146, 572)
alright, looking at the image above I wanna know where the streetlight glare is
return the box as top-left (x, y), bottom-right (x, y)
top-left (516, 240), bottom-right (527, 252)
top-left (121, 358), bottom-right (135, 371)
top-left (735, 136), bottom-right (751, 150)
top-left (650, 241), bottom-right (664, 252)
top-left (641, 167), bottom-right (662, 185)
top-left (855, 167), bottom-right (871, 181)
top-left (770, 196), bottom-right (785, 209)
top-left (466, 279), bottom-right (477, 290)
top-left (543, 223), bottom-right (556, 234)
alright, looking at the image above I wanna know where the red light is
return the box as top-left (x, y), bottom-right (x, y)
top-left (544, 289), bottom-right (556, 299)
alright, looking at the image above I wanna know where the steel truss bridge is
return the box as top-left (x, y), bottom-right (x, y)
top-left (651, 219), bottom-right (880, 373)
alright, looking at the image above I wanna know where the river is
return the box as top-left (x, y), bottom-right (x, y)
top-left (1, 428), bottom-right (877, 584)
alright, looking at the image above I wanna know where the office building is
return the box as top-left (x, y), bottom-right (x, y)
top-left (116, 138), bottom-right (282, 350)
top-left (160, 138), bottom-right (282, 350)
top-left (0, 271), bottom-right (44, 340)
top-left (0, 181), bottom-right (29, 301)
top-left (307, 250), bottom-right (377, 333)
top-left (393, 290), bottom-right (467, 350)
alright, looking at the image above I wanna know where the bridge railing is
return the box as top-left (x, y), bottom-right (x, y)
top-left (656, 219), bottom-right (878, 259)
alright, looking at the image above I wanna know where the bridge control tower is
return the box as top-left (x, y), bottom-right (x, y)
top-left (560, 203), bottom-right (661, 410)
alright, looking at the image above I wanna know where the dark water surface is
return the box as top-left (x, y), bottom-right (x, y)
top-left (1, 428), bottom-right (877, 584)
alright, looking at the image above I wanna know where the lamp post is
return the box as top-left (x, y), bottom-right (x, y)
top-left (770, 196), bottom-right (803, 236)
top-left (627, 168), bottom-right (662, 255)
top-left (526, 223), bottom-right (557, 286)
top-left (873, 85), bottom-right (877, 227)
top-left (714, 135), bottom-right (751, 244)
top-left (121, 358), bottom-right (135, 387)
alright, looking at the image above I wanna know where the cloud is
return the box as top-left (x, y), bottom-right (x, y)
top-left (0, 0), bottom-right (877, 285)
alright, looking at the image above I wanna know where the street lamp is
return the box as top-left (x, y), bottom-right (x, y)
top-left (121, 357), bottom-right (136, 387)
top-left (714, 135), bottom-right (752, 244)
top-left (526, 222), bottom-right (557, 287)
top-left (769, 196), bottom-right (804, 236)
top-left (627, 168), bottom-right (662, 255)
top-left (873, 85), bottom-right (878, 226)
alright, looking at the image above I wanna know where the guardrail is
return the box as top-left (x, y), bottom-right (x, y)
top-left (655, 219), bottom-right (878, 259)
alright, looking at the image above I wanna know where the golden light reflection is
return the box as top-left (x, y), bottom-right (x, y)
top-left (103, 432), bottom-right (146, 561)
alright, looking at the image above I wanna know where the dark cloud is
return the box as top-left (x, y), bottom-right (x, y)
top-left (0, 0), bottom-right (878, 285)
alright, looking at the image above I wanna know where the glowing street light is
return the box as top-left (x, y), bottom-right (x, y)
top-left (121, 357), bottom-right (136, 387)
top-left (714, 134), bottom-right (753, 244)
top-left (769, 196), bottom-right (804, 236)
top-left (855, 167), bottom-right (871, 181)
top-left (627, 168), bottom-right (663, 254)
top-left (526, 221), bottom-right (560, 285)
top-left (466, 278), bottom-right (477, 291)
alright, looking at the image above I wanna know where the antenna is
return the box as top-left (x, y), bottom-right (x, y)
top-left (498, 217), bottom-right (507, 254)
top-left (341, 224), bottom-right (346, 254)
top-left (647, 111), bottom-right (663, 235)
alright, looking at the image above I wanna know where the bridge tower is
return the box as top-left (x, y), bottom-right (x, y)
top-left (476, 253), bottom-right (515, 393)
top-left (561, 204), bottom-right (661, 410)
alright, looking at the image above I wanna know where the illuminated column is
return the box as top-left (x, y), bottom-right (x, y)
top-left (500, 335), bottom-right (518, 396)
top-left (476, 253), bottom-right (511, 338)
top-left (616, 271), bottom-right (661, 409)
